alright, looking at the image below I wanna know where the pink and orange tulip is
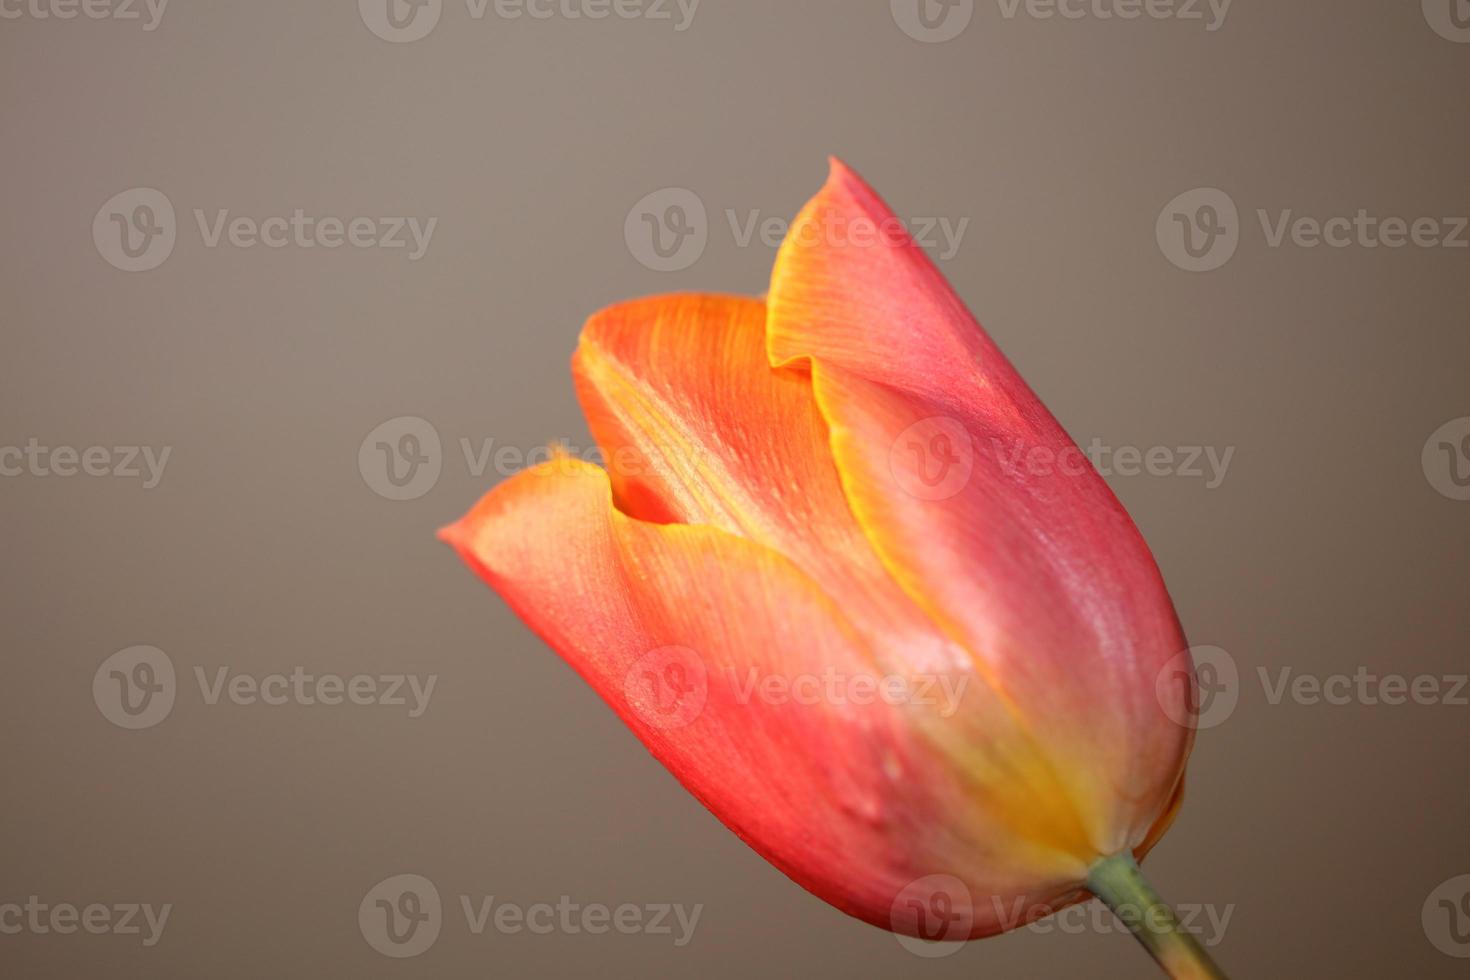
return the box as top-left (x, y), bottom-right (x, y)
top-left (442, 160), bottom-right (1225, 977)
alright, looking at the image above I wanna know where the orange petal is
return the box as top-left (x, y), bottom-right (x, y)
top-left (573, 294), bottom-right (949, 677)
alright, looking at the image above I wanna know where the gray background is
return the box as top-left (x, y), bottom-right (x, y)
top-left (2, 0), bottom-right (1468, 976)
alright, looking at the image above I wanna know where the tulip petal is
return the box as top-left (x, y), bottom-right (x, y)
top-left (573, 294), bottom-right (944, 674)
top-left (766, 161), bottom-right (1192, 855)
top-left (441, 457), bottom-right (1094, 936)
top-left (572, 293), bottom-right (841, 543)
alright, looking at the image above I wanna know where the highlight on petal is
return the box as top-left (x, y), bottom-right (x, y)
top-left (439, 457), bottom-right (1091, 937)
top-left (766, 159), bottom-right (1193, 856)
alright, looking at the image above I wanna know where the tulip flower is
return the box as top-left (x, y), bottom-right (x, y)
top-left (441, 160), bottom-right (1227, 978)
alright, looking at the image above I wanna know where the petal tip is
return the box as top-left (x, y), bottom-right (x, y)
top-left (821, 156), bottom-right (882, 211)
top-left (435, 519), bottom-right (465, 548)
top-left (438, 454), bottom-right (600, 555)
top-left (825, 154), bottom-right (852, 180)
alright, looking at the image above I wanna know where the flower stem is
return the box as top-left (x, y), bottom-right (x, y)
top-left (1085, 853), bottom-right (1228, 979)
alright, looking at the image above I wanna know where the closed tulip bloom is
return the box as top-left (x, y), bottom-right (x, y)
top-left (442, 160), bottom-right (1226, 977)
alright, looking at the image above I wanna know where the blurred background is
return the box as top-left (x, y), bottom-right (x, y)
top-left (2, 0), bottom-right (1467, 976)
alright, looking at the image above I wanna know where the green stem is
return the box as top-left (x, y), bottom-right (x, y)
top-left (1086, 853), bottom-right (1228, 979)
